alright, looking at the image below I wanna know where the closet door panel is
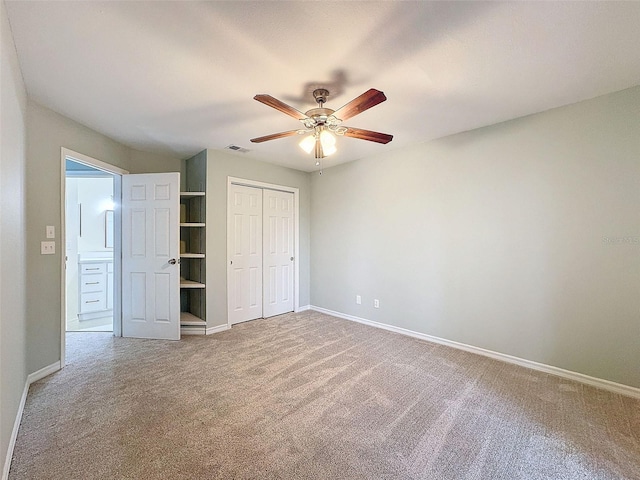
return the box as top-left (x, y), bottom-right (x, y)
top-left (263, 190), bottom-right (294, 318)
top-left (228, 184), bottom-right (263, 325)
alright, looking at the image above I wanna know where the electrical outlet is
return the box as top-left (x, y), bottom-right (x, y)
top-left (41, 241), bottom-right (55, 255)
top-left (46, 225), bottom-right (55, 239)
top-left (356, 295), bottom-right (361, 305)
top-left (374, 299), bottom-right (379, 308)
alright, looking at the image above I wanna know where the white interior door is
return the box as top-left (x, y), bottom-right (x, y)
top-left (228, 184), bottom-right (263, 325)
top-left (122, 173), bottom-right (180, 340)
top-left (263, 190), bottom-right (294, 318)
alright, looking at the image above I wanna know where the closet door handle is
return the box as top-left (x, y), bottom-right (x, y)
top-left (168, 258), bottom-right (179, 265)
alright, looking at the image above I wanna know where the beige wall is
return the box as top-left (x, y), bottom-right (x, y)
top-left (311, 86), bottom-right (640, 388)
top-left (129, 148), bottom-right (181, 174)
top-left (204, 149), bottom-right (311, 328)
top-left (1, 0), bottom-right (28, 471)
top-left (25, 102), bottom-right (181, 373)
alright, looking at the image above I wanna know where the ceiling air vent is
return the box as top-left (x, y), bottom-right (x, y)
top-left (225, 145), bottom-right (250, 153)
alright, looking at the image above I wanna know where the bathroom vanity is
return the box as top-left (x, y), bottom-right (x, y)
top-left (78, 255), bottom-right (113, 321)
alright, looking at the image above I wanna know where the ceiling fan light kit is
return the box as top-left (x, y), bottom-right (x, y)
top-left (251, 87), bottom-right (393, 165)
top-left (299, 128), bottom-right (337, 156)
top-left (299, 134), bottom-right (316, 154)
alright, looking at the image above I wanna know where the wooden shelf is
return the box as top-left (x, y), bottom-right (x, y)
top-left (180, 253), bottom-right (205, 258)
top-left (180, 312), bottom-right (206, 325)
top-left (180, 192), bottom-right (205, 198)
top-left (180, 280), bottom-right (205, 289)
top-left (180, 222), bottom-right (205, 227)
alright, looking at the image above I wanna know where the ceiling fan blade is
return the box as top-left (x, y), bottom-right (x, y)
top-left (343, 127), bottom-right (393, 144)
top-left (333, 89), bottom-right (387, 121)
top-left (254, 94), bottom-right (307, 120)
top-left (250, 130), bottom-right (300, 143)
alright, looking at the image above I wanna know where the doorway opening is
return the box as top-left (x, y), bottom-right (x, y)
top-left (65, 160), bottom-right (115, 332)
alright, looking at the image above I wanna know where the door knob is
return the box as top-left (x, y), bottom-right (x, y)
top-left (168, 258), bottom-right (178, 265)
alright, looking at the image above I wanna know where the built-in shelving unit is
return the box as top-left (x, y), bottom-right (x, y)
top-left (179, 186), bottom-right (206, 334)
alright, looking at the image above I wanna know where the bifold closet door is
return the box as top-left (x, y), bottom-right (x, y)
top-left (228, 184), bottom-right (263, 325)
top-left (263, 189), bottom-right (294, 318)
top-left (228, 184), bottom-right (295, 325)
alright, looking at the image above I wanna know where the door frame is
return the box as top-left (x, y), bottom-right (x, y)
top-left (226, 176), bottom-right (300, 327)
top-left (60, 148), bottom-right (129, 367)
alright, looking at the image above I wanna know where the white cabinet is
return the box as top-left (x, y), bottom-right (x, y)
top-left (78, 259), bottom-right (113, 320)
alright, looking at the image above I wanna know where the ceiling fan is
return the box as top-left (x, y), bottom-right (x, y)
top-left (250, 88), bottom-right (393, 159)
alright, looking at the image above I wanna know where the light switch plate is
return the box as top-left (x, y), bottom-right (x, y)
top-left (41, 241), bottom-right (55, 255)
top-left (46, 225), bottom-right (55, 238)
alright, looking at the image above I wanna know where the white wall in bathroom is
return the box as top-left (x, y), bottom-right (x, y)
top-left (76, 177), bottom-right (114, 254)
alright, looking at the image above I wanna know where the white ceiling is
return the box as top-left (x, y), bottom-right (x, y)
top-left (6, 1), bottom-right (640, 172)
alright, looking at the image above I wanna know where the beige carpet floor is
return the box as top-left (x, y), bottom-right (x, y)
top-left (9, 311), bottom-right (640, 479)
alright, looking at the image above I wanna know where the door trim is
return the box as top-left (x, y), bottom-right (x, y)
top-left (226, 176), bottom-right (300, 327)
top-left (60, 148), bottom-right (129, 367)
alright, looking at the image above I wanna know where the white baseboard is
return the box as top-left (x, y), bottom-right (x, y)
top-left (77, 310), bottom-right (113, 322)
top-left (27, 361), bottom-right (61, 384)
top-left (206, 324), bottom-right (230, 335)
top-left (310, 306), bottom-right (640, 400)
top-left (3, 361), bottom-right (60, 480)
top-left (2, 382), bottom-right (28, 480)
top-left (296, 305), bottom-right (311, 312)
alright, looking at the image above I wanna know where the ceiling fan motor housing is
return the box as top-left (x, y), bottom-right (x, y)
top-left (304, 107), bottom-right (335, 126)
